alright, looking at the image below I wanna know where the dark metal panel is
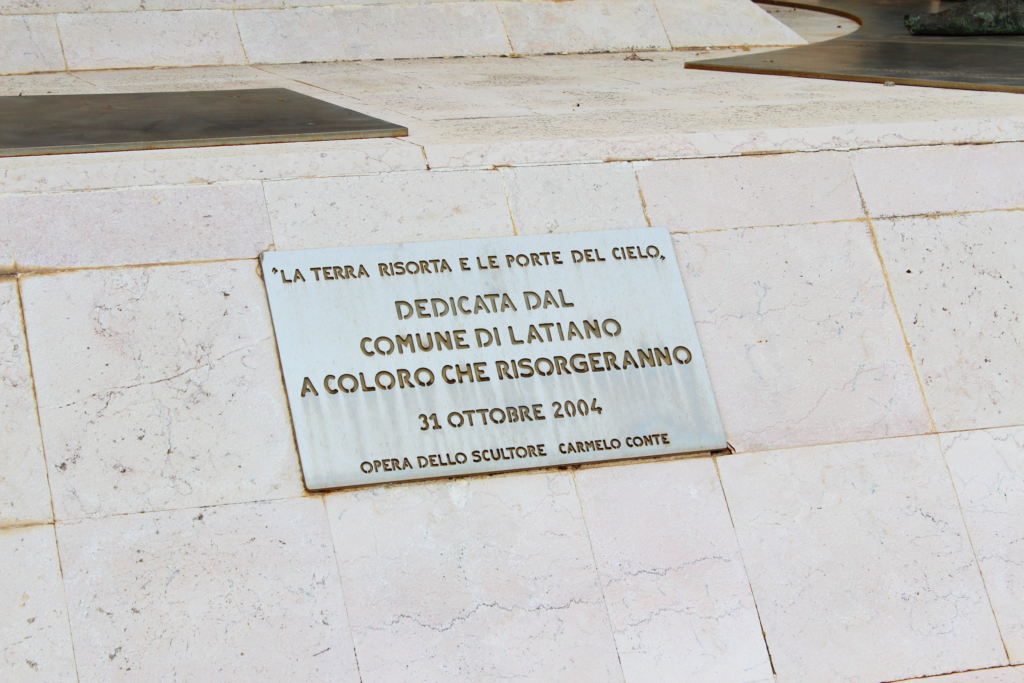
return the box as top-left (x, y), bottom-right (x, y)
top-left (0, 88), bottom-right (408, 157)
top-left (688, 0), bottom-right (1024, 93)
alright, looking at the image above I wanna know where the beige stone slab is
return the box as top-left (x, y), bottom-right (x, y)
top-left (258, 60), bottom-right (422, 96)
top-left (0, 280), bottom-right (51, 527)
top-left (502, 162), bottom-right (648, 235)
top-left (0, 71), bottom-right (101, 96)
top-left (72, 63), bottom-right (290, 92)
top-left (22, 261), bottom-right (304, 520)
top-left (499, 0), bottom-right (669, 55)
top-left (324, 472), bottom-right (624, 683)
top-left (0, 183), bottom-right (272, 271)
top-left (237, 4), bottom-right (511, 63)
top-left (576, 459), bottom-right (773, 683)
top-left (874, 212), bottom-right (1024, 432)
top-left (852, 142), bottom-right (1024, 218)
top-left (0, 223), bottom-right (11, 272)
top-left (900, 667), bottom-right (1024, 683)
top-left (265, 169), bottom-right (514, 250)
top-left (0, 525), bottom-right (76, 682)
top-left (718, 435), bottom-right (1008, 683)
top-left (58, 10), bottom-right (246, 70)
top-left (942, 427), bottom-right (1024, 663)
top-left (0, 138), bottom-right (425, 194)
top-left (674, 221), bottom-right (929, 452)
top-left (0, 0), bottom-right (137, 13)
top-left (57, 498), bottom-right (359, 683)
top-left (637, 151), bottom-right (864, 232)
top-left (420, 115), bottom-right (1024, 169)
top-left (657, 0), bottom-right (805, 48)
top-left (148, 0), bottom-right (282, 8)
top-left (261, 61), bottom-right (535, 120)
top-left (757, 3), bottom-right (858, 43)
top-left (0, 15), bottom-right (64, 75)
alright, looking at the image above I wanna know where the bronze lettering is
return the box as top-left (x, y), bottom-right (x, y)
top-left (435, 331), bottom-right (453, 351)
top-left (673, 346), bottom-right (692, 364)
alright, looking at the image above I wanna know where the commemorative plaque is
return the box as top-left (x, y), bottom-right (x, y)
top-left (261, 228), bottom-right (725, 490)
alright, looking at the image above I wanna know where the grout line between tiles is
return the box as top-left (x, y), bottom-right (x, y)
top-left (569, 470), bottom-right (628, 683)
top-left (492, 1), bottom-right (517, 57)
top-left (319, 495), bottom-right (365, 683)
top-left (935, 435), bottom-right (1014, 664)
top-left (712, 455), bottom-right (778, 679)
top-left (631, 161), bottom-right (653, 227)
top-left (13, 275), bottom-right (57, 529)
top-left (231, 10), bottom-right (252, 66)
top-left (650, 0), bottom-right (674, 50)
top-left (51, 14), bottom-right (69, 72)
top-left (882, 663), bottom-right (1024, 682)
top-left (497, 166), bottom-right (519, 236)
top-left (16, 275), bottom-right (83, 683)
top-left (851, 154), bottom-right (938, 435)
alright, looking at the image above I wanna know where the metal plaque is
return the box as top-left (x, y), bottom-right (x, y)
top-left (0, 88), bottom-right (406, 157)
top-left (261, 228), bottom-right (725, 490)
top-left (688, 0), bottom-right (1024, 94)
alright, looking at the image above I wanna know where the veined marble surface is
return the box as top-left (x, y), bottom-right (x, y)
top-left (2, 47), bottom-right (1024, 683)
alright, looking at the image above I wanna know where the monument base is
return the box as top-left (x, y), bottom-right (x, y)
top-left (2, 43), bottom-right (1023, 683)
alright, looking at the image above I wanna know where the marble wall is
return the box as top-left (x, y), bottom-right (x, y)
top-left (3, 60), bottom-right (1024, 683)
top-left (0, 0), bottom-right (802, 74)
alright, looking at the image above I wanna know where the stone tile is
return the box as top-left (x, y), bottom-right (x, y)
top-left (324, 473), bottom-right (624, 683)
top-left (576, 459), bottom-right (773, 683)
top-left (420, 110), bottom-right (1024, 170)
top-left (72, 64), bottom-right (288, 92)
top-left (57, 498), bottom-right (359, 683)
top-left (0, 280), bottom-right (51, 527)
top-left (0, 15), bottom-right (64, 75)
top-left (0, 183), bottom-right (272, 271)
top-left (0, 219), bottom-right (11, 274)
top-left (657, 0), bottom-right (805, 48)
top-left (674, 221), bottom-right (930, 452)
top-left (0, 139), bottom-right (426, 194)
top-left (58, 10), bottom-right (246, 70)
top-left (853, 142), bottom-right (1024, 218)
top-left (259, 60), bottom-right (422, 97)
top-left (0, 71), bottom-right (101, 97)
top-left (874, 212), bottom-right (1024, 432)
top-left (758, 3), bottom-right (859, 43)
top-left (942, 427), bottom-right (1024, 663)
top-left (498, 0), bottom-right (670, 55)
top-left (900, 667), bottom-right (1024, 683)
top-left (149, 0), bottom-right (283, 8)
top-left (0, 525), bottom-right (76, 682)
top-left (22, 261), bottom-right (303, 520)
top-left (637, 151), bottom-right (864, 232)
top-left (261, 60), bottom-right (532, 120)
top-left (266, 169), bottom-right (514, 250)
top-left (1, 0), bottom-right (137, 12)
top-left (237, 4), bottom-right (511, 63)
top-left (503, 162), bottom-right (648, 235)
top-left (718, 436), bottom-right (1008, 683)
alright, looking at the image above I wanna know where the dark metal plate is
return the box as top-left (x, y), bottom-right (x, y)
top-left (0, 88), bottom-right (407, 157)
top-left (688, 0), bottom-right (1024, 93)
